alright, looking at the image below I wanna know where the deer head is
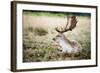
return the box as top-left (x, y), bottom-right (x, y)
top-left (53, 16), bottom-right (82, 54)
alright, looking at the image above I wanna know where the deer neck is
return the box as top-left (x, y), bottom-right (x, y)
top-left (62, 34), bottom-right (72, 45)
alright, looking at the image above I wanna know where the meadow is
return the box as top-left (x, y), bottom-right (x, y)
top-left (23, 11), bottom-right (91, 62)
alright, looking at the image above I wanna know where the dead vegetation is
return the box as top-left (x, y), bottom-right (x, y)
top-left (23, 11), bottom-right (91, 62)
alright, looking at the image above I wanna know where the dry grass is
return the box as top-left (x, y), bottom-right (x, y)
top-left (23, 12), bottom-right (91, 62)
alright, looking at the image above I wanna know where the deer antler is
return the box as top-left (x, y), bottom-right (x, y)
top-left (55, 15), bottom-right (77, 33)
top-left (55, 27), bottom-right (70, 33)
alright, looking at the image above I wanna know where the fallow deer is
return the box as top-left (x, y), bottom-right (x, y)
top-left (53, 16), bottom-right (82, 57)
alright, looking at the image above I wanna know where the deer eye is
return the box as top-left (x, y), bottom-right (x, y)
top-left (52, 38), bottom-right (55, 41)
top-left (57, 35), bottom-right (61, 37)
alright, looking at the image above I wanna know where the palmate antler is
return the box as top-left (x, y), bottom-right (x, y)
top-left (55, 15), bottom-right (77, 33)
top-left (53, 15), bottom-right (82, 55)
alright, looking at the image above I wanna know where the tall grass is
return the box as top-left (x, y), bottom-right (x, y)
top-left (23, 11), bottom-right (91, 62)
top-left (23, 26), bottom-right (91, 62)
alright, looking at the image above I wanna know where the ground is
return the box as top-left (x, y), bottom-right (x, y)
top-left (23, 11), bottom-right (91, 62)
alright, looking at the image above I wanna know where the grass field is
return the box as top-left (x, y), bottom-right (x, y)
top-left (23, 11), bottom-right (91, 62)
